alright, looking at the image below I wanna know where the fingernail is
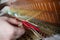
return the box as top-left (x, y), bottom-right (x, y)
top-left (18, 22), bottom-right (23, 28)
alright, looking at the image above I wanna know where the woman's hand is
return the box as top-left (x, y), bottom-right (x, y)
top-left (0, 16), bottom-right (25, 40)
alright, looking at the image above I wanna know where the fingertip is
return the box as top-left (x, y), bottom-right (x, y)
top-left (7, 18), bottom-right (19, 25)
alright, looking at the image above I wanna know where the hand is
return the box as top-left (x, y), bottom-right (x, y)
top-left (0, 16), bottom-right (25, 40)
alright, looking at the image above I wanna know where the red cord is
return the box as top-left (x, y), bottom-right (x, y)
top-left (21, 20), bottom-right (40, 32)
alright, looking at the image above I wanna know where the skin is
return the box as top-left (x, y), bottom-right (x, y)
top-left (0, 16), bottom-right (25, 40)
top-left (0, 0), bottom-right (25, 40)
